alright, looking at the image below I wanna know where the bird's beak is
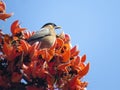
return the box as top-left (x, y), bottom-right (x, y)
top-left (55, 26), bottom-right (61, 29)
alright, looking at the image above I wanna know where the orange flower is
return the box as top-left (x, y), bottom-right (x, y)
top-left (20, 40), bottom-right (31, 55)
top-left (78, 62), bottom-right (90, 79)
top-left (70, 54), bottom-right (90, 79)
top-left (38, 49), bottom-right (53, 62)
top-left (60, 43), bottom-right (71, 62)
top-left (3, 34), bottom-right (12, 44)
top-left (70, 56), bottom-right (81, 72)
top-left (11, 20), bottom-right (26, 36)
top-left (57, 62), bottom-right (71, 73)
top-left (55, 38), bottom-right (64, 54)
top-left (0, 1), bottom-right (13, 21)
top-left (2, 42), bottom-right (22, 61)
top-left (70, 45), bottom-right (80, 58)
top-left (55, 38), bottom-right (71, 62)
top-left (81, 54), bottom-right (86, 62)
top-left (20, 40), bottom-right (40, 59)
top-left (0, 13), bottom-right (13, 21)
top-left (66, 75), bottom-right (88, 90)
top-left (0, 1), bottom-right (6, 13)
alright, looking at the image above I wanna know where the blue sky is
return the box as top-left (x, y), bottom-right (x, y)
top-left (0, 0), bottom-right (120, 90)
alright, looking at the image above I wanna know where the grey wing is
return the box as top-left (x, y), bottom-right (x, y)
top-left (28, 28), bottom-right (50, 42)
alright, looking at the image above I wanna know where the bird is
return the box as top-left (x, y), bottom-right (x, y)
top-left (27, 23), bottom-right (61, 49)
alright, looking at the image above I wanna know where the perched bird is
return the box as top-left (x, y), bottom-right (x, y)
top-left (27, 23), bottom-right (61, 49)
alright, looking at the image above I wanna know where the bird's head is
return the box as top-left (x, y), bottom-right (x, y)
top-left (41, 23), bottom-right (61, 29)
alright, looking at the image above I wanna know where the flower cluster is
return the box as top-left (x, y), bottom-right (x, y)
top-left (0, 1), bottom-right (90, 90)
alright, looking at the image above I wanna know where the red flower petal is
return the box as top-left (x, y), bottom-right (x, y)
top-left (57, 62), bottom-right (71, 73)
top-left (11, 20), bottom-right (26, 35)
top-left (2, 42), bottom-right (12, 57)
top-left (56, 38), bottom-right (64, 50)
top-left (62, 49), bottom-right (70, 62)
top-left (11, 20), bottom-right (19, 31)
top-left (20, 40), bottom-right (31, 55)
top-left (78, 63), bottom-right (90, 79)
top-left (70, 46), bottom-right (78, 54)
top-left (81, 54), bottom-right (86, 62)
top-left (0, 1), bottom-right (6, 12)
top-left (70, 45), bottom-right (80, 57)
top-left (0, 13), bottom-right (13, 21)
